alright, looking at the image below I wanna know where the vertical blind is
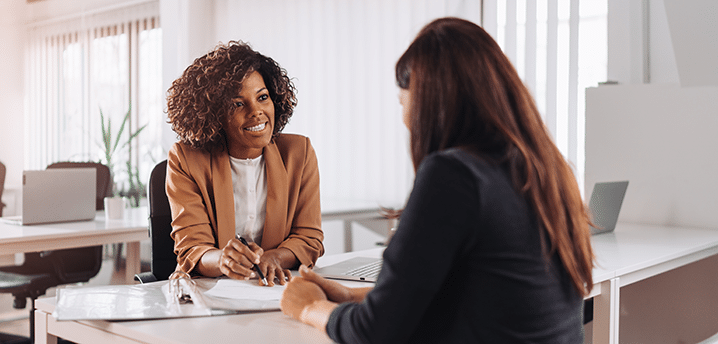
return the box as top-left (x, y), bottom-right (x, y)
top-left (24, 0), bottom-right (163, 196)
top-left (483, 0), bottom-right (608, 193)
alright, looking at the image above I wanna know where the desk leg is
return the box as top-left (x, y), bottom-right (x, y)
top-left (125, 241), bottom-right (141, 283)
top-left (34, 309), bottom-right (58, 344)
top-left (592, 278), bottom-right (620, 344)
top-left (343, 220), bottom-right (353, 252)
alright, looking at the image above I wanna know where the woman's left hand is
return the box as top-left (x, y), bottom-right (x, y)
top-left (280, 276), bottom-right (328, 321)
top-left (257, 249), bottom-right (293, 286)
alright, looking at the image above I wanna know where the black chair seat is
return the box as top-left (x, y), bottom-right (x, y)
top-left (0, 271), bottom-right (58, 308)
top-left (0, 271), bottom-right (56, 291)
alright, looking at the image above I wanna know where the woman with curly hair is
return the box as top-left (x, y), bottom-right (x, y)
top-left (281, 18), bottom-right (593, 343)
top-left (165, 41), bottom-right (323, 286)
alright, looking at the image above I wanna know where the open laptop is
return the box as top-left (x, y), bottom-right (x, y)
top-left (588, 181), bottom-right (629, 235)
top-left (313, 256), bottom-right (383, 282)
top-left (0, 168), bottom-right (96, 225)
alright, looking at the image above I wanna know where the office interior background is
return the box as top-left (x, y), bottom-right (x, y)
top-left (1, 0), bottom-right (717, 342)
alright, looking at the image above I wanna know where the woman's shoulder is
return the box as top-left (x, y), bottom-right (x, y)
top-left (169, 141), bottom-right (216, 164)
top-left (420, 148), bottom-right (507, 187)
top-left (274, 133), bottom-right (310, 146)
top-left (270, 134), bottom-right (318, 169)
top-left (273, 134), bottom-right (313, 155)
top-left (423, 148), bottom-right (492, 173)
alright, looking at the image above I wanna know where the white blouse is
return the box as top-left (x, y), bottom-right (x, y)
top-left (229, 155), bottom-right (267, 245)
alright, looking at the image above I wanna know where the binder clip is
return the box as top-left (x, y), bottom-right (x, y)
top-left (168, 271), bottom-right (195, 304)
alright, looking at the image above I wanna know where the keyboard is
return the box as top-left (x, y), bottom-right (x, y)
top-left (344, 259), bottom-right (383, 279)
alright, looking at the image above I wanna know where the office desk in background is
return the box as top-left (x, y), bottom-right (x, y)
top-left (0, 207), bottom-right (149, 283)
top-left (321, 198), bottom-right (400, 252)
top-left (33, 223), bottom-right (718, 344)
top-left (588, 223), bottom-right (718, 344)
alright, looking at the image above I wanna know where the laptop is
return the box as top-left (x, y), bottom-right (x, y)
top-left (588, 181), bottom-right (629, 235)
top-left (0, 168), bottom-right (96, 225)
top-left (313, 256), bottom-right (383, 282)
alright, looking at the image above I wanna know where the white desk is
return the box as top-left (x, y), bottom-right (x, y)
top-left (34, 248), bottom-right (382, 344)
top-left (0, 207), bottom-right (149, 283)
top-left (588, 223), bottom-right (718, 344)
top-left (33, 223), bottom-right (718, 344)
top-left (321, 198), bottom-right (398, 252)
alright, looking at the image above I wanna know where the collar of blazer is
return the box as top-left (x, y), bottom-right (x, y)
top-left (212, 141), bottom-right (289, 251)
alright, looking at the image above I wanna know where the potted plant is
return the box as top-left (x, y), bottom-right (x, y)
top-left (99, 106), bottom-right (147, 209)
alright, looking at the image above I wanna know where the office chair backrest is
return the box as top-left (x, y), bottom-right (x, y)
top-left (47, 162), bottom-right (112, 210)
top-left (148, 160), bottom-right (176, 281)
top-left (43, 162), bottom-right (107, 280)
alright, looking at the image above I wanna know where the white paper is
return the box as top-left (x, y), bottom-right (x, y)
top-left (202, 278), bottom-right (285, 301)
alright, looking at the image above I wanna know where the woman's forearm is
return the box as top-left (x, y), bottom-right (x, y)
top-left (300, 300), bottom-right (337, 331)
top-left (197, 249), bottom-right (223, 277)
top-left (264, 247), bottom-right (299, 269)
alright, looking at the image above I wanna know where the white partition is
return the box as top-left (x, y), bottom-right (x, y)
top-left (585, 84), bottom-right (718, 228)
top-left (585, 84), bottom-right (718, 343)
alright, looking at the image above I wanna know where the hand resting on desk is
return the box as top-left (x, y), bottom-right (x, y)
top-left (280, 265), bottom-right (372, 331)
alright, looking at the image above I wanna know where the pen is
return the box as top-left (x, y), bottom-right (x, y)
top-left (236, 235), bottom-right (268, 286)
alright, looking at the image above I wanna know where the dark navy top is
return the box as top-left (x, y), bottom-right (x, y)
top-left (326, 148), bottom-right (584, 343)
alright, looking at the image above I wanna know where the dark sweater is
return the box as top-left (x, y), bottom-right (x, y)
top-left (326, 148), bottom-right (584, 343)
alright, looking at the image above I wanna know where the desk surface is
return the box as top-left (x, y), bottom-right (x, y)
top-left (320, 197), bottom-right (396, 221)
top-left (34, 224), bottom-right (718, 344)
top-left (0, 207), bottom-right (148, 255)
top-left (1, 207), bottom-right (149, 283)
top-left (591, 222), bottom-right (718, 286)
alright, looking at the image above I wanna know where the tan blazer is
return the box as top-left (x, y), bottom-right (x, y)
top-left (166, 134), bottom-right (324, 274)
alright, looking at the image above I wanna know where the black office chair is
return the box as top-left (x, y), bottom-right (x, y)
top-left (134, 160), bottom-right (177, 283)
top-left (0, 162), bottom-right (109, 343)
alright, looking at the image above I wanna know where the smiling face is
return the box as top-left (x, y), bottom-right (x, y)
top-left (224, 70), bottom-right (275, 159)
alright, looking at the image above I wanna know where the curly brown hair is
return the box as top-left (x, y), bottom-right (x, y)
top-left (166, 41), bottom-right (297, 151)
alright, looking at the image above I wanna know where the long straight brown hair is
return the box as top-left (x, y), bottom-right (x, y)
top-left (396, 17), bottom-right (594, 295)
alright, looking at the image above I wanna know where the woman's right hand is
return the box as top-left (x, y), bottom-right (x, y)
top-left (218, 238), bottom-right (264, 280)
top-left (298, 265), bottom-right (371, 303)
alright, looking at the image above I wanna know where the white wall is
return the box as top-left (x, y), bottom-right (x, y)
top-left (586, 84), bottom-right (718, 228)
top-left (607, 0), bottom-right (680, 85)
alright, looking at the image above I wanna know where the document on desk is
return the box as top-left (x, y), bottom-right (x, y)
top-left (202, 278), bottom-right (285, 300)
top-left (194, 278), bottom-right (284, 312)
top-left (54, 278), bottom-right (283, 321)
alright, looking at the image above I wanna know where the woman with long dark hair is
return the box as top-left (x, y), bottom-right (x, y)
top-left (281, 17), bottom-right (593, 343)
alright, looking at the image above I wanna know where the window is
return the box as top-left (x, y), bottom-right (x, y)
top-left (25, 1), bottom-right (162, 204)
top-left (483, 0), bottom-right (608, 193)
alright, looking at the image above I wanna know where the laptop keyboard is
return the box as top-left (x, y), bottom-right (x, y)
top-left (344, 259), bottom-right (383, 279)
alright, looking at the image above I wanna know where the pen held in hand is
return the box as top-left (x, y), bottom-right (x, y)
top-left (236, 234), bottom-right (269, 286)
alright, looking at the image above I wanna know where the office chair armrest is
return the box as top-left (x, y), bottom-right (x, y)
top-left (134, 272), bottom-right (157, 284)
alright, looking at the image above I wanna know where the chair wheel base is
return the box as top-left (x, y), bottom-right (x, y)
top-left (13, 296), bottom-right (27, 309)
